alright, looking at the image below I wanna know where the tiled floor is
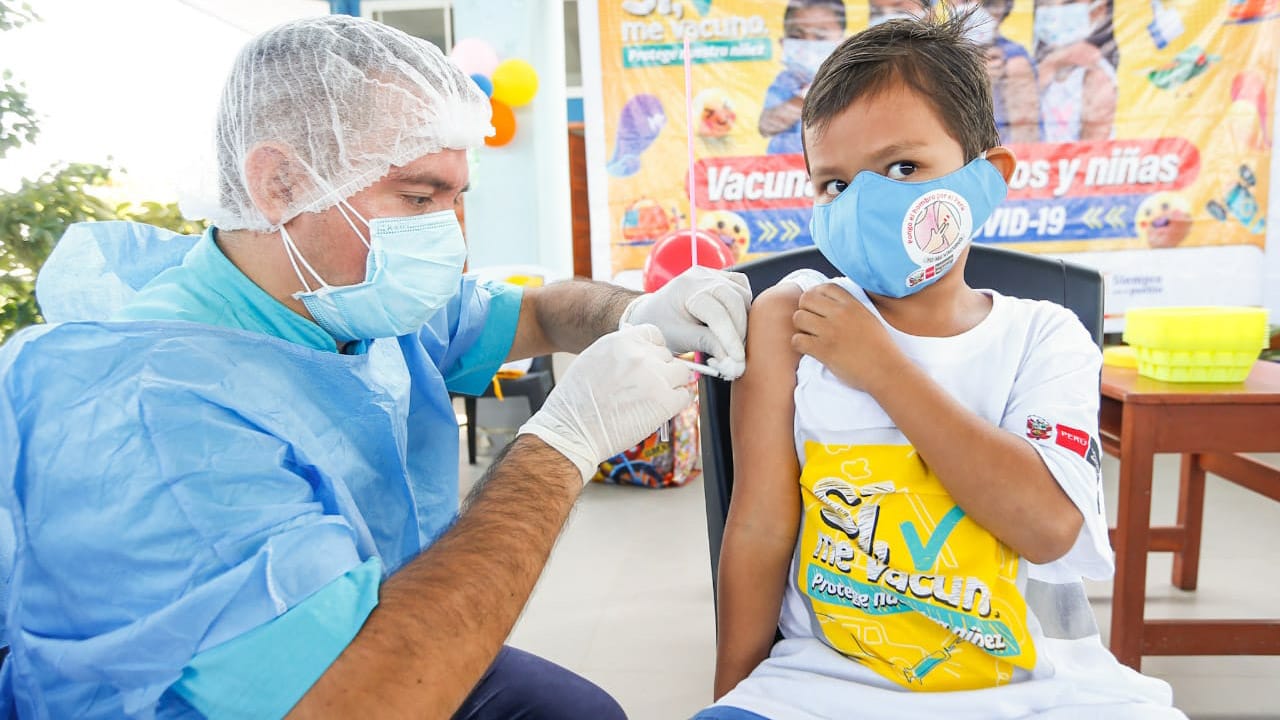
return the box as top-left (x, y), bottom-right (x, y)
top-left (461, 422), bottom-right (1280, 720)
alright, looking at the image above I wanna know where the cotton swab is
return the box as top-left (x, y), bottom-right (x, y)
top-left (676, 357), bottom-right (723, 378)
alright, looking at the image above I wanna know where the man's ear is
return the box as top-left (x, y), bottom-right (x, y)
top-left (984, 145), bottom-right (1017, 183)
top-left (244, 143), bottom-right (301, 227)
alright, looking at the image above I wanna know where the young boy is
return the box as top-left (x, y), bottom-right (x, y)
top-left (758, 0), bottom-right (847, 155)
top-left (696, 15), bottom-right (1184, 720)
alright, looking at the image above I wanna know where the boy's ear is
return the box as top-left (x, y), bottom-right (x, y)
top-left (984, 146), bottom-right (1017, 183)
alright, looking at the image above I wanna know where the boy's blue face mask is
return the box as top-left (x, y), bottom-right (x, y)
top-left (809, 157), bottom-right (1008, 298)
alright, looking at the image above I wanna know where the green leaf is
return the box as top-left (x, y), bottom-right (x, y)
top-left (0, 162), bottom-right (208, 342)
top-left (0, 67), bottom-right (41, 159)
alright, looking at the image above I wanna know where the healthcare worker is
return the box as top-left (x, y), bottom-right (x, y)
top-left (0, 16), bottom-right (751, 719)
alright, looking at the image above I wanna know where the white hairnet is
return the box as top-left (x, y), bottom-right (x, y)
top-left (207, 15), bottom-right (492, 231)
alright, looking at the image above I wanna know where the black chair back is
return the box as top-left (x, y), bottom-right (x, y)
top-left (699, 244), bottom-right (1104, 598)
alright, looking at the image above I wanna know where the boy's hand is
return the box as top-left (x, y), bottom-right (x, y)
top-left (791, 283), bottom-right (903, 393)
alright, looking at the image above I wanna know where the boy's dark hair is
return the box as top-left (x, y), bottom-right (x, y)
top-left (802, 11), bottom-right (999, 161)
top-left (783, 0), bottom-right (848, 33)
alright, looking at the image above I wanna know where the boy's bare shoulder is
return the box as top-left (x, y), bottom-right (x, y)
top-left (748, 282), bottom-right (803, 332)
top-left (751, 269), bottom-right (835, 323)
top-left (741, 282), bottom-right (806, 377)
top-left (757, 281), bottom-right (803, 307)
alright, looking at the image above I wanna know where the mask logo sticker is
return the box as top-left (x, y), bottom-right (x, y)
top-left (907, 254), bottom-right (957, 289)
top-left (904, 190), bottom-right (972, 257)
top-left (1026, 415), bottom-right (1053, 440)
top-left (902, 189), bottom-right (973, 289)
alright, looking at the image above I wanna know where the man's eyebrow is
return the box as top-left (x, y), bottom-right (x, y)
top-left (387, 167), bottom-right (465, 192)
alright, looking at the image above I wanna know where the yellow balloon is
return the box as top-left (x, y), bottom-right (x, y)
top-left (491, 58), bottom-right (539, 107)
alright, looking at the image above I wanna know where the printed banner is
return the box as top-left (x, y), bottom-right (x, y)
top-left (582, 1), bottom-right (1280, 327)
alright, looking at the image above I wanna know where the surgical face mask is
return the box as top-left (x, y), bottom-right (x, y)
top-left (962, 5), bottom-right (998, 46)
top-left (809, 157), bottom-right (1008, 298)
top-left (781, 38), bottom-right (840, 79)
top-left (1034, 3), bottom-right (1092, 48)
top-left (281, 203), bottom-right (467, 343)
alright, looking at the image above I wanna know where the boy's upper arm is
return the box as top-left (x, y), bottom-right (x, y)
top-left (726, 284), bottom-right (805, 546)
top-left (999, 306), bottom-right (1112, 579)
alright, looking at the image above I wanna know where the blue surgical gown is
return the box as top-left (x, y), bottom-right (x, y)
top-left (0, 222), bottom-right (523, 718)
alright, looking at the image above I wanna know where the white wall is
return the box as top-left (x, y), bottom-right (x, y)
top-left (452, 0), bottom-right (574, 280)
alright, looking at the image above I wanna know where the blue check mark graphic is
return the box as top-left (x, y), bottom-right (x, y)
top-left (900, 506), bottom-right (966, 571)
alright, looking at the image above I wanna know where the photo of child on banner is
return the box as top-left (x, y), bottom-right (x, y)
top-left (968, 0), bottom-right (1041, 144)
top-left (759, 0), bottom-right (848, 154)
top-left (1032, 0), bottom-right (1118, 143)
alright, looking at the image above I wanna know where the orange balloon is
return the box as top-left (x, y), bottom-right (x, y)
top-left (485, 99), bottom-right (516, 147)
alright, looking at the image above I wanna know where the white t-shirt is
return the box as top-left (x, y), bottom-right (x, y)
top-left (715, 271), bottom-right (1183, 720)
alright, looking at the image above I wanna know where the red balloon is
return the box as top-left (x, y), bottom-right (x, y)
top-left (642, 229), bottom-right (737, 293)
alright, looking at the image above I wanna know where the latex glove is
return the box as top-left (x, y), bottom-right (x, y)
top-left (619, 266), bottom-right (752, 379)
top-left (518, 324), bottom-right (694, 482)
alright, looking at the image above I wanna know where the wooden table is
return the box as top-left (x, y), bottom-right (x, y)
top-left (1099, 360), bottom-right (1280, 670)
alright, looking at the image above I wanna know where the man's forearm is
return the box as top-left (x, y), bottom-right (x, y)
top-left (509, 280), bottom-right (638, 359)
top-left (289, 436), bottom-right (582, 719)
